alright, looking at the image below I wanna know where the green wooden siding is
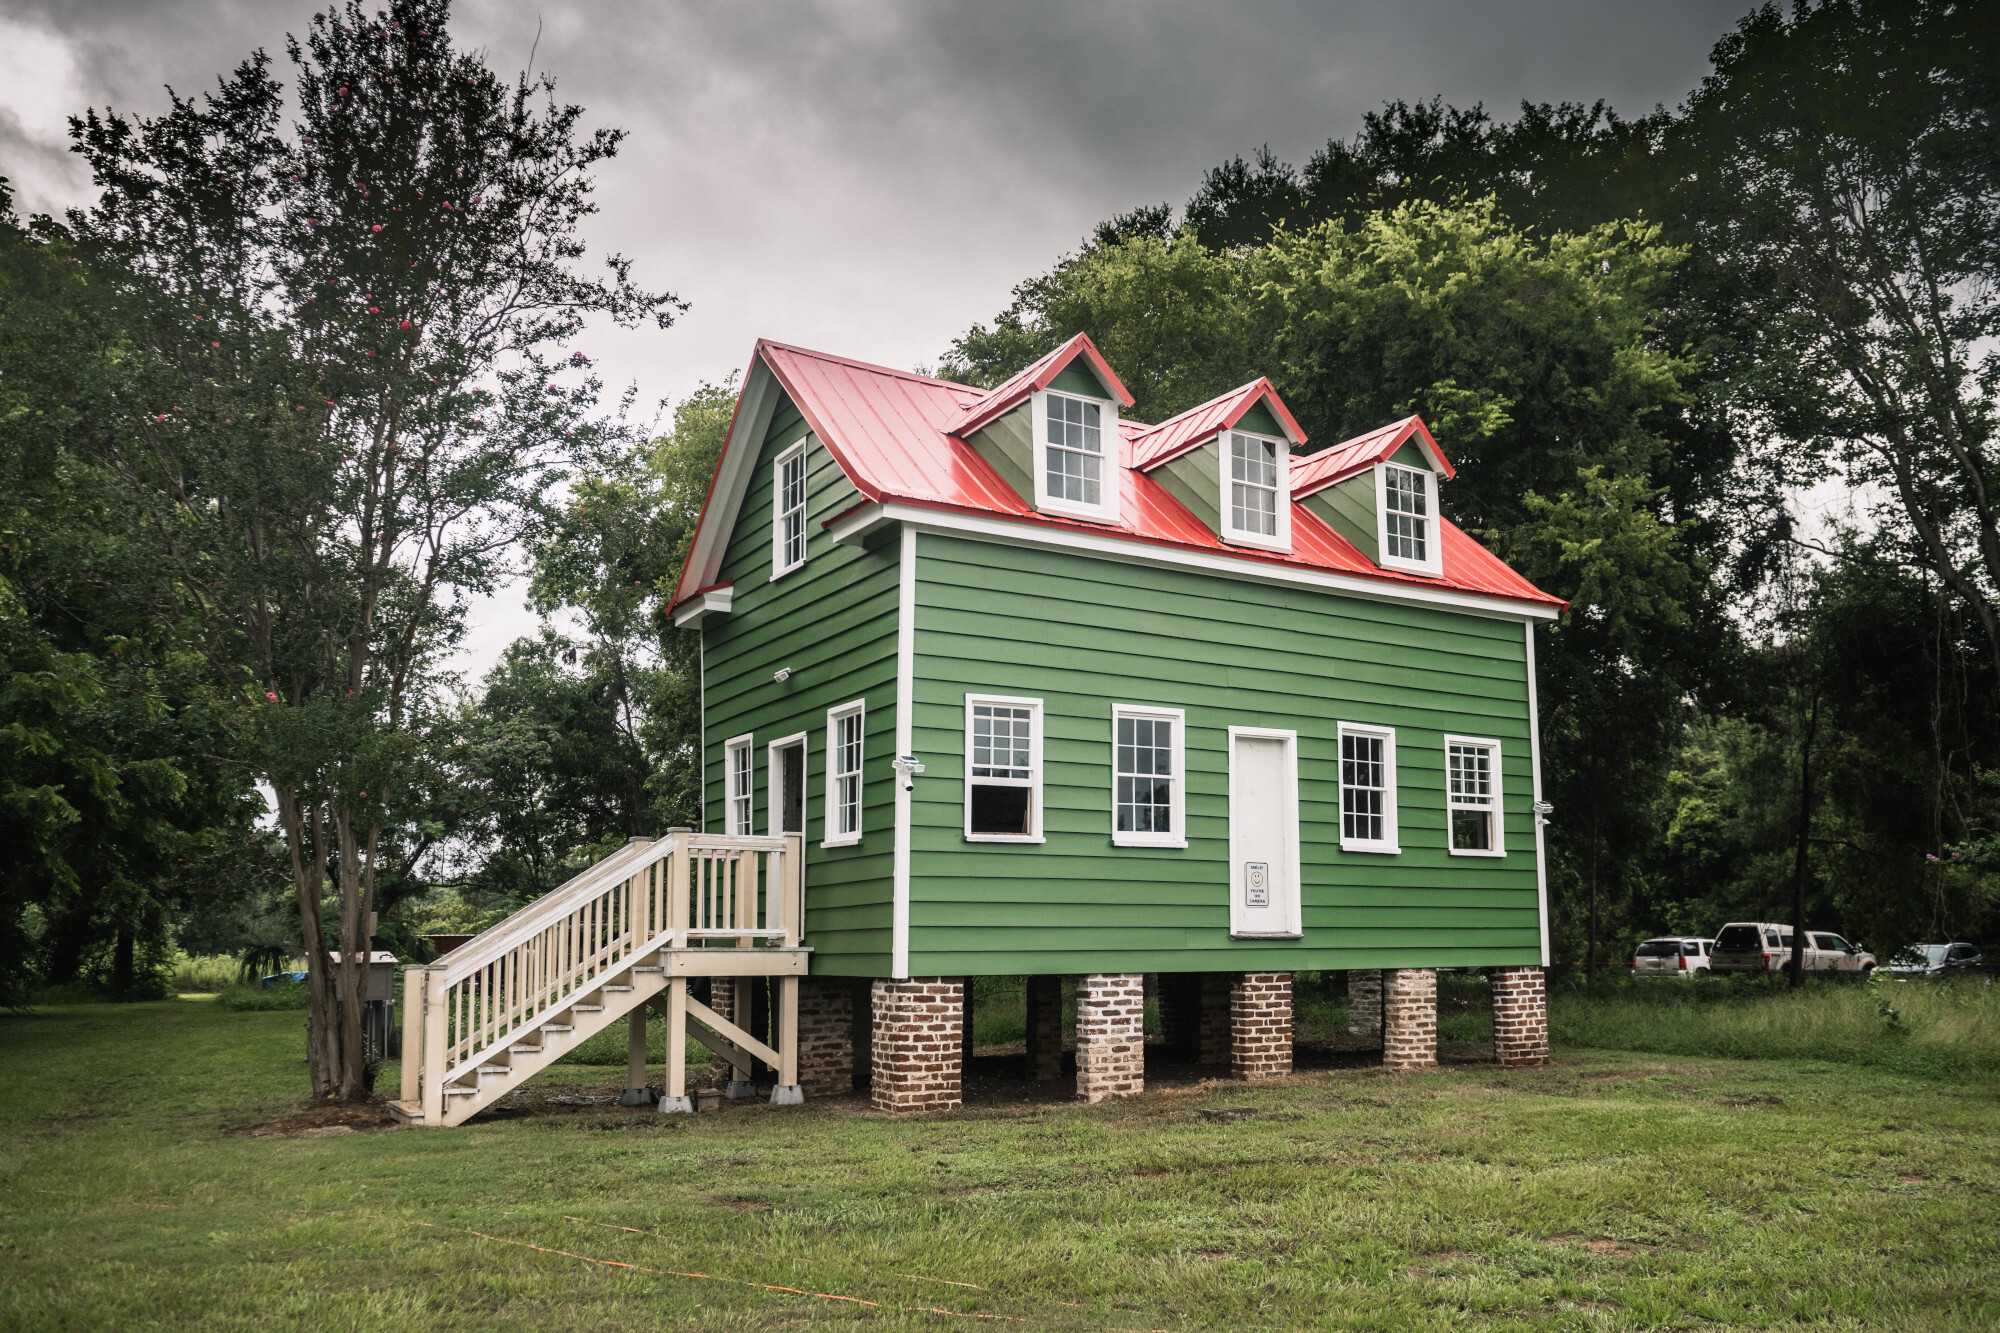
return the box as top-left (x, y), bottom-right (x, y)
top-left (1308, 471), bottom-right (1379, 561)
top-left (1236, 402), bottom-right (1286, 440)
top-left (965, 404), bottom-right (1033, 498)
top-left (906, 533), bottom-right (1540, 976)
top-left (700, 394), bottom-right (898, 975)
top-left (1048, 364), bottom-right (1114, 399)
top-left (1156, 442), bottom-right (1221, 530)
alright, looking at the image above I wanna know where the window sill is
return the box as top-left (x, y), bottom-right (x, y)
top-left (1378, 554), bottom-right (1442, 579)
top-left (964, 833), bottom-right (1045, 844)
top-left (1340, 841), bottom-right (1401, 855)
top-left (1447, 846), bottom-right (1506, 858)
top-left (1220, 529), bottom-right (1291, 555)
top-left (768, 561), bottom-right (805, 583)
top-left (1112, 836), bottom-right (1188, 849)
top-left (1230, 931), bottom-right (1303, 940)
top-left (820, 834), bottom-right (861, 849)
top-left (1035, 498), bottom-right (1118, 525)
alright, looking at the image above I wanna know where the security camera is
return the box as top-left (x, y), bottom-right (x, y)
top-left (772, 667), bottom-right (793, 684)
top-left (892, 754), bottom-right (926, 792)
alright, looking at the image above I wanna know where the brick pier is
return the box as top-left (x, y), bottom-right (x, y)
top-left (1075, 973), bottom-right (1144, 1103)
top-left (869, 978), bottom-right (963, 1113)
top-left (1382, 967), bottom-right (1438, 1072)
top-left (1490, 965), bottom-right (1550, 1067)
top-left (796, 978), bottom-right (856, 1098)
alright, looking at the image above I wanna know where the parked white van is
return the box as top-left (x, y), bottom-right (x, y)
top-left (1711, 922), bottom-right (1876, 975)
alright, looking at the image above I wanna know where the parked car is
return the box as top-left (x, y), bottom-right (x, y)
top-left (1630, 937), bottom-right (1712, 977)
top-left (1710, 922), bottom-right (1875, 975)
top-left (1884, 942), bottom-right (1988, 978)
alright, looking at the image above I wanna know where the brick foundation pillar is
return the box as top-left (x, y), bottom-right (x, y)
top-left (1382, 968), bottom-right (1438, 1072)
top-left (1196, 974), bottom-right (1232, 1070)
top-left (1490, 966), bottom-right (1550, 1067)
top-left (1025, 976), bottom-right (1065, 1082)
top-left (1346, 969), bottom-right (1383, 1042)
top-left (796, 978), bottom-right (857, 1097)
top-left (1075, 973), bottom-right (1144, 1103)
top-left (1230, 972), bottom-right (1294, 1081)
top-left (1157, 974), bottom-right (1199, 1058)
top-left (870, 978), bottom-right (964, 1113)
top-left (961, 981), bottom-right (977, 1065)
top-left (708, 976), bottom-right (736, 1025)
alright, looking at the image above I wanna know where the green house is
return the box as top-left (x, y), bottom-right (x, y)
top-left (669, 332), bottom-right (1563, 1110)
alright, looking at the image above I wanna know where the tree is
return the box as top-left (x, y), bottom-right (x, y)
top-left (0, 187), bottom-right (263, 1004)
top-left (64, 0), bottom-right (678, 1098)
top-left (1675, 0), bottom-right (2000, 669)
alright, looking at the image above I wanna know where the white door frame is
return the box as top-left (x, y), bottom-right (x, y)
top-left (1227, 725), bottom-right (1302, 938)
top-left (766, 732), bottom-right (808, 837)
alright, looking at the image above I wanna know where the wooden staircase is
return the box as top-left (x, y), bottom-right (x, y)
top-left (390, 830), bottom-right (808, 1127)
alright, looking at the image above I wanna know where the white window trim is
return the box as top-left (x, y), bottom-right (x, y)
top-left (1374, 461), bottom-right (1443, 577)
top-left (1443, 733), bottom-right (1505, 858)
top-left (765, 732), bottom-right (808, 838)
top-left (770, 438), bottom-right (808, 580)
top-left (1109, 703), bottom-right (1187, 849)
top-left (823, 698), bottom-right (866, 848)
top-left (1336, 720), bottom-right (1400, 854)
top-left (963, 692), bottom-right (1044, 843)
top-left (1218, 429), bottom-right (1293, 553)
top-left (1030, 387), bottom-right (1120, 524)
top-left (723, 733), bottom-right (754, 836)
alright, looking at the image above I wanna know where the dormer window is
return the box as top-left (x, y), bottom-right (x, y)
top-left (1377, 461), bottom-right (1441, 576)
top-left (1033, 389), bottom-right (1119, 522)
top-left (1222, 431), bottom-right (1292, 551)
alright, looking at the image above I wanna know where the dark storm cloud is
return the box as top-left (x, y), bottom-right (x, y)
top-left (0, 0), bottom-right (1753, 670)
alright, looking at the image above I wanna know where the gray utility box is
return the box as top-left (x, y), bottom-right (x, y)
top-left (306, 951), bottom-right (401, 1061)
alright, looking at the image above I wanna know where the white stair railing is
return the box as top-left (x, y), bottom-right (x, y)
top-left (398, 830), bottom-right (801, 1124)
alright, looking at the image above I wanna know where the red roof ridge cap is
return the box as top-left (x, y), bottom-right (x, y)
top-left (757, 338), bottom-right (981, 395)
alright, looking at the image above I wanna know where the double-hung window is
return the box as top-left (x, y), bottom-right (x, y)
top-left (1337, 722), bottom-right (1399, 853)
top-left (965, 695), bottom-right (1042, 841)
top-left (1222, 431), bottom-right (1291, 550)
top-left (1444, 735), bottom-right (1503, 856)
top-left (771, 439), bottom-right (807, 578)
top-left (824, 700), bottom-right (865, 846)
top-left (1377, 462), bottom-right (1441, 575)
top-left (724, 734), bottom-right (754, 835)
top-left (1033, 390), bottom-right (1117, 522)
top-left (1111, 704), bottom-right (1186, 847)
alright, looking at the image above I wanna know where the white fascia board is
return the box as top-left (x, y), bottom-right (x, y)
top-left (828, 501), bottom-right (1558, 622)
top-left (671, 586), bottom-right (735, 628)
top-left (679, 359), bottom-right (779, 598)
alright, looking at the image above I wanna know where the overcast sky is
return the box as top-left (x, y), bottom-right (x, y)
top-left (2, 0), bottom-right (1754, 677)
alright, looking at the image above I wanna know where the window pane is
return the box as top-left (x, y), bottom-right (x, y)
top-left (1113, 713), bottom-right (1175, 835)
top-left (1341, 731), bottom-right (1390, 844)
top-left (1384, 465), bottom-right (1429, 562)
top-left (969, 784), bottom-right (1032, 836)
top-left (1451, 809), bottom-right (1492, 851)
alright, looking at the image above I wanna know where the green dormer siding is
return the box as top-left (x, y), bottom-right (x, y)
top-left (1234, 402), bottom-right (1287, 440)
top-left (1155, 442), bottom-right (1221, 530)
top-left (964, 403), bottom-right (1034, 498)
top-left (1306, 473), bottom-right (1380, 562)
top-left (1049, 364), bottom-right (1115, 399)
top-left (1300, 439), bottom-right (1436, 559)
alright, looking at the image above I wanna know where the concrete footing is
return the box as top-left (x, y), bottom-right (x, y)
top-left (657, 1095), bottom-right (693, 1115)
top-left (616, 1086), bottom-right (654, 1107)
top-left (770, 1083), bottom-right (804, 1106)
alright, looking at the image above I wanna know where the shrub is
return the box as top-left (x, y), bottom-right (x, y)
top-left (216, 982), bottom-right (311, 1012)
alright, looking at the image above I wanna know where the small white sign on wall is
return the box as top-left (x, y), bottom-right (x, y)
top-left (1244, 861), bottom-right (1270, 908)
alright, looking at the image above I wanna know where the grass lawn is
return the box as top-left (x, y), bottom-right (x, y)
top-left (3, 994), bottom-right (1996, 1329)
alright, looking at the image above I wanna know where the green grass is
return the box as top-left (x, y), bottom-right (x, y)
top-left (4, 996), bottom-right (1997, 1328)
top-left (1552, 974), bottom-right (2000, 1080)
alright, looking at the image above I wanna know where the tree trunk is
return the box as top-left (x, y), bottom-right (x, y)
top-left (1787, 685), bottom-right (1820, 989)
top-left (111, 922), bottom-right (136, 1000)
top-left (279, 788), bottom-right (342, 1100)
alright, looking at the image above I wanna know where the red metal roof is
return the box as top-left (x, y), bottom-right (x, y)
top-left (1291, 415), bottom-right (1456, 497)
top-left (673, 338), bottom-right (1559, 612)
top-left (944, 331), bottom-right (1135, 437)
top-left (1130, 376), bottom-right (1309, 470)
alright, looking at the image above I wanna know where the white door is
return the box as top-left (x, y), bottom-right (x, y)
top-left (1228, 728), bottom-right (1300, 937)
top-left (767, 735), bottom-right (806, 836)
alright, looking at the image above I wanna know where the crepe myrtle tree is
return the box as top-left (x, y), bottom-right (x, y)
top-left (69, 0), bottom-right (680, 1099)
